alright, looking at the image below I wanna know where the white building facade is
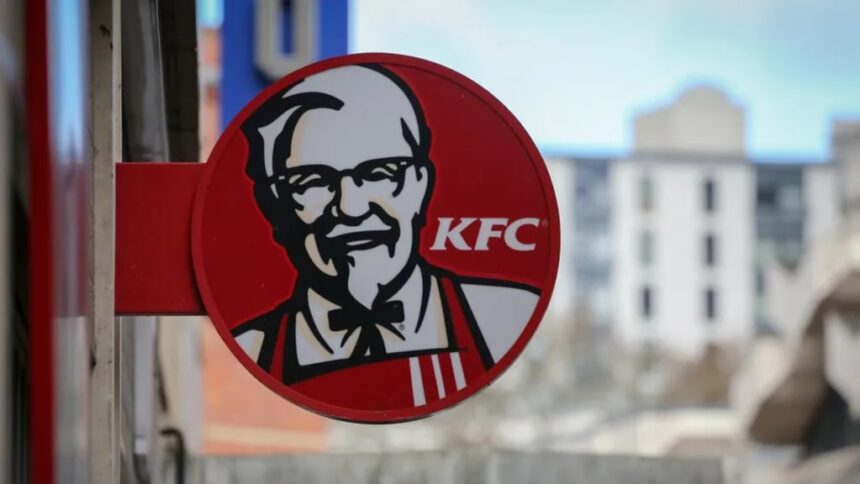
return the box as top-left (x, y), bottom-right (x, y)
top-left (545, 157), bottom-right (576, 319)
top-left (611, 87), bottom-right (756, 359)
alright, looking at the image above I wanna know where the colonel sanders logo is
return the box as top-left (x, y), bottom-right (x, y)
top-left (193, 55), bottom-right (559, 422)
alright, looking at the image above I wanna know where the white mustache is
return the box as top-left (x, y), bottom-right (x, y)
top-left (326, 214), bottom-right (391, 238)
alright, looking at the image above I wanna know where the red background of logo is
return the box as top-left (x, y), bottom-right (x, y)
top-left (193, 54), bottom-right (559, 422)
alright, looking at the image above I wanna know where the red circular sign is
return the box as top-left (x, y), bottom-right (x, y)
top-left (193, 53), bottom-right (559, 423)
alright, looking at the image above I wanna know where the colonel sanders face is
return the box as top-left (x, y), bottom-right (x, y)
top-left (244, 66), bottom-right (434, 309)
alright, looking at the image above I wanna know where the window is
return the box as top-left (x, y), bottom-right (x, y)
top-left (639, 230), bottom-right (653, 266)
top-left (639, 174), bottom-right (653, 212)
top-left (779, 185), bottom-right (803, 211)
top-left (704, 233), bottom-right (716, 267)
top-left (703, 177), bottom-right (716, 213)
top-left (757, 187), bottom-right (777, 207)
top-left (641, 285), bottom-right (653, 319)
top-left (705, 287), bottom-right (717, 321)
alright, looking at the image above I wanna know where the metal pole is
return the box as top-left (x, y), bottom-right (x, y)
top-left (89, 0), bottom-right (121, 481)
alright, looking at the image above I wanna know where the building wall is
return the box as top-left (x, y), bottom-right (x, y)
top-left (613, 86), bottom-right (754, 359)
top-left (201, 320), bottom-right (330, 454)
top-left (198, 451), bottom-right (725, 484)
top-left (562, 87), bottom-right (840, 359)
top-left (544, 158), bottom-right (575, 319)
top-left (634, 87), bottom-right (745, 156)
top-left (833, 120), bottom-right (860, 229)
top-left (751, 163), bottom-right (836, 335)
top-left (803, 165), bottom-right (838, 249)
top-left (611, 157), bottom-right (754, 359)
top-left (753, 164), bottom-right (805, 333)
top-left (566, 157), bottom-right (832, 346)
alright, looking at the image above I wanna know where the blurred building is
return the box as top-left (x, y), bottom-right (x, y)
top-left (2, 1), bottom-right (208, 482)
top-left (613, 87), bottom-right (754, 360)
top-left (544, 158), bottom-right (576, 318)
top-left (560, 87), bottom-right (836, 366)
top-left (569, 157), bottom-right (613, 327)
top-left (754, 163), bottom-right (838, 334)
top-left (753, 164), bottom-right (804, 333)
top-left (733, 120), bottom-right (860, 483)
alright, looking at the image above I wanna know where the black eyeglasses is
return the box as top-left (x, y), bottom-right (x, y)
top-left (270, 157), bottom-right (426, 196)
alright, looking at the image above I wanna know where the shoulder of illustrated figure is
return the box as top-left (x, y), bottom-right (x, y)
top-left (232, 270), bottom-right (540, 367)
top-left (232, 298), bottom-right (293, 361)
top-left (435, 267), bottom-right (540, 363)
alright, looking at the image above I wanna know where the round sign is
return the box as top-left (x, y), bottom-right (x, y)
top-left (193, 53), bottom-right (559, 423)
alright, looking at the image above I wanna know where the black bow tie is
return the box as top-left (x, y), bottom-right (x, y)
top-left (328, 301), bottom-right (406, 358)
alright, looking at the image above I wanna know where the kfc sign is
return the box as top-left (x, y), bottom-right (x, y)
top-left (189, 54), bottom-right (559, 422)
top-left (431, 217), bottom-right (540, 251)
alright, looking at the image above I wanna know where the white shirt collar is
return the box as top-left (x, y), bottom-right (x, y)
top-left (294, 265), bottom-right (449, 365)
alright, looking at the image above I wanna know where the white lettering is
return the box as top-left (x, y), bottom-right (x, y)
top-left (474, 218), bottom-right (508, 251)
top-left (430, 217), bottom-right (476, 250)
top-left (504, 218), bottom-right (539, 251)
top-left (255, 0), bottom-right (319, 81)
top-left (430, 217), bottom-right (539, 251)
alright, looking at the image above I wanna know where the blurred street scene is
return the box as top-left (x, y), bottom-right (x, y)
top-left (4, 0), bottom-right (860, 483)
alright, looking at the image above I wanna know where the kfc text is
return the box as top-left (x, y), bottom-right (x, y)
top-left (430, 217), bottom-right (540, 251)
